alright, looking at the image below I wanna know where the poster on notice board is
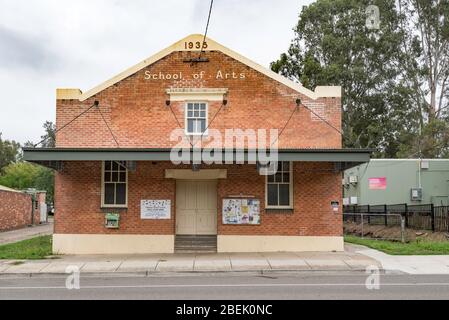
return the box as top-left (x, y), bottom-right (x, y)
top-left (222, 198), bottom-right (260, 225)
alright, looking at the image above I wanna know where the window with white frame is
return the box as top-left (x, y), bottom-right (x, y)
top-left (266, 161), bottom-right (293, 208)
top-left (102, 161), bottom-right (128, 207)
top-left (185, 102), bottom-right (207, 135)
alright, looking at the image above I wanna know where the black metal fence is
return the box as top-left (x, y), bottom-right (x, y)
top-left (343, 204), bottom-right (449, 232)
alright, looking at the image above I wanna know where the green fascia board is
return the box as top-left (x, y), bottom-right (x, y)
top-left (23, 148), bottom-right (372, 163)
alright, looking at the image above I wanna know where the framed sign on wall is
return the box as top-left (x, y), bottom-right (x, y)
top-left (222, 198), bottom-right (260, 225)
top-left (368, 177), bottom-right (387, 190)
top-left (140, 200), bottom-right (171, 220)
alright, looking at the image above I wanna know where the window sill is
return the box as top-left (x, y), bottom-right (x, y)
top-left (265, 208), bottom-right (294, 214)
top-left (101, 206), bottom-right (128, 210)
top-left (185, 133), bottom-right (209, 137)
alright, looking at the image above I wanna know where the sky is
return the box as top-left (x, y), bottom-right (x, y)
top-left (0, 0), bottom-right (313, 144)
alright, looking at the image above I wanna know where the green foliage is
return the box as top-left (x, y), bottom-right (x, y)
top-left (40, 121), bottom-right (56, 148)
top-left (271, 0), bottom-right (449, 158)
top-left (0, 121), bottom-right (57, 202)
top-left (345, 235), bottom-right (449, 255)
top-left (0, 236), bottom-right (52, 260)
top-left (0, 133), bottom-right (20, 172)
top-left (0, 162), bottom-right (54, 203)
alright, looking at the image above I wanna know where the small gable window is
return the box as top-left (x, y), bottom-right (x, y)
top-left (185, 102), bottom-right (208, 135)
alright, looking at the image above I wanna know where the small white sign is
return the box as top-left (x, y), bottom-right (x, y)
top-left (141, 200), bottom-right (171, 220)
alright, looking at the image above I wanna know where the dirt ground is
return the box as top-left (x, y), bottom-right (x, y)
top-left (344, 221), bottom-right (449, 242)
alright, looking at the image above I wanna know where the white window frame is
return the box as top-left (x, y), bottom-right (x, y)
top-left (101, 161), bottom-right (128, 208)
top-left (184, 101), bottom-right (208, 136)
top-left (265, 161), bottom-right (294, 209)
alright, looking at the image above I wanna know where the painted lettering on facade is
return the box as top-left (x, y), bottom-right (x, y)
top-left (144, 70), bottom-right (245, 81)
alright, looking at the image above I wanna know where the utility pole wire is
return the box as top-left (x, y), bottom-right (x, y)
top-left (197, 0), bottom-right (214, 61)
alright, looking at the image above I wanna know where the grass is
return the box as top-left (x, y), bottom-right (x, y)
top-left (0, 235), bottom-right (52, 260)
top-left (345, 235), bottom-right (449, 255)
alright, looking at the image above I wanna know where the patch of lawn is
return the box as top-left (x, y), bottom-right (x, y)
top-left (0, 235), bottom-right (52, 260)
top-left (345, 235), bottom-right (449, 255)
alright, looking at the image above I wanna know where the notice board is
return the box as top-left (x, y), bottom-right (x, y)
top-left (222, 198), bottom-right (260, 225)
top-left (140, 200), bottom-right (171, 219)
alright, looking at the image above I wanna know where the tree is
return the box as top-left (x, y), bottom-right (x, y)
top-left (0, 162), bottom-right (54, 203)
top-left (396, 0), bottom-right (449, 157)
top-left (0, 120), bottom-right (57, 202)
top-left (271, 0), bottom-right (449, 158)
top-left (0, 133), bottom-right (20, 172)
top-left (39, 121), bottom-right (56, 148)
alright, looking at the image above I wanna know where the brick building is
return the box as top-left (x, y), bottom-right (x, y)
top-left (24, 35), bottom-right (370, 254)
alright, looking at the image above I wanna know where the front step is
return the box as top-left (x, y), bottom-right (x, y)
top-left (175, 235), bottom-right (217, 253)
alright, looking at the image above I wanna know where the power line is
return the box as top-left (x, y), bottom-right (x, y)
top-left (97, 106), bottom-right (120, 147)
top-left (197, 0), bottom-right (214, 61)
top-left (33, 101), bottom-right (99, 148)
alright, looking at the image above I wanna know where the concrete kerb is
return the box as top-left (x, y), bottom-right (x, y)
top-left (0, 267), bottom-right (395, 280)
top-left (0, 248), bottom-right (386, 276)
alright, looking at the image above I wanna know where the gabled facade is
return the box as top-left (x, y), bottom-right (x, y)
top-left (24, 34), bottom-right (370, 254)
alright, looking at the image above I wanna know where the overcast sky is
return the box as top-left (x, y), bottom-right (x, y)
top-left (0, 0), bottom-right (313, 144)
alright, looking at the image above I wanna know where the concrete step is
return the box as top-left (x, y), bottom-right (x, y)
top-left (175, 240), bottom-right (217, 245)
top-left (175, 235), bottom-right (217, 253)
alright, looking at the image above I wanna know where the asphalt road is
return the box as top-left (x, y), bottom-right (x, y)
top-left (1, 272), bottom-right (449, 300)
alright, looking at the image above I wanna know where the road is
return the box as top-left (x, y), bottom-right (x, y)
top-left (1, 272), bottom-right (449, 300)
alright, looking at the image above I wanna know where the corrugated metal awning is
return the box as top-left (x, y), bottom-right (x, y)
top-left (22, 147), bottom-right (372, 170)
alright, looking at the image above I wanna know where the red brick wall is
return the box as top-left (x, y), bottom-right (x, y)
top-left (56, 51), bottom-right (341, 149)
top-left (32, 192), bottom-right (47, 224)
top-left (54, 49), bottom-right (343, 239)
top-left (218, 162), bottom-right (342, 236)
top-left (0, 190), bottom-right (32, 232)
top-left (55, 161), bottom-right (341, 236)
top-left (55, 161), bottom-right (176, 235)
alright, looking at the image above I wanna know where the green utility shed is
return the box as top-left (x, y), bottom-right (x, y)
top-left (344, 159), bottom-right (449, 206)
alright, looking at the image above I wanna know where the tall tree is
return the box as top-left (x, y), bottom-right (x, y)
top-left (271, 0), bottom-right (414, 157)
top-left (39, 121), bottom-right (56, 148)
top-left (271, 0), bottom-right (449, 158)
top-left (396, 0), bottom-right (449, 157)
top-left (0, 133), bottom-right (20, 172)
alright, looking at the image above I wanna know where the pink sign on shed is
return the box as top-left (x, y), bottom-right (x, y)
top-left (368, 177), bottom-right (387, 190)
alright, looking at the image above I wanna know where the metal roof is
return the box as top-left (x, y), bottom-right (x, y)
top-left (23, 147), bottom-right (372, 170)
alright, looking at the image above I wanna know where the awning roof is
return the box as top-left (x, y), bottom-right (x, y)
top-left (23, 148), bottom-right (372, 170)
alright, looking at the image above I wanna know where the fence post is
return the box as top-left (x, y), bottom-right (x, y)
top-left (431, 203), bottom-right (435, 232)
top-left (384, 204), bottom-right (388, 226)
top-left (400, 215), bottom-right (405, 243)
top-left (361, 213), bottom-right (364, 239)
top-left (447, 207), bottom-right (449, 233)
top-left (367, 205), bottom-right (370, 225)
top-left (404, 203), bottom-right (408, 228)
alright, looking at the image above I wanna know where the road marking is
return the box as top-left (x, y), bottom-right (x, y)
top-left (2, 282), bottom-right (449, 290)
